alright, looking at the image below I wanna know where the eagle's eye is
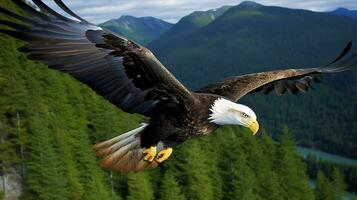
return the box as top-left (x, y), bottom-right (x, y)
top-left (241, 112), bottom-right (250, 118)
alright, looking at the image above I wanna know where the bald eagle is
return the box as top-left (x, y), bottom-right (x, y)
top-left (1, 0), bottom-right (356, 172)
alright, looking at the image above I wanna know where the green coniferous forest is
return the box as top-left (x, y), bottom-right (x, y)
top-left (0, 0), bottom-right (352, 199)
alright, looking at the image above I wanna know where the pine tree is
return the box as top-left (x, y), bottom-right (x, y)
top-left (201, 134), bottom-right (223, 200)
top-left (159, 171), bottom-right (185, 200)
top-left (331, 168), bottom-right (347, 200)
top-left (252, 132), bottom-right (284, 200)
top-left (126, 172), bottom-right (154, 200)
top-left (23, 112), bottom-right (70, 200)
top-left (219, 127), bottom-right (257, 200)
top-left (315, 170), bottom-right (333, 200)
top-left (52, 131), bottom-right (84, 200)
top-left (175, 140), bottom-right (215, 200)
top-left (276, 126), bottom-right (314, 200)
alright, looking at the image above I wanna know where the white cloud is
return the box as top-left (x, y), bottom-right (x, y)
top-left (41, 0), bottom-right (357, 24)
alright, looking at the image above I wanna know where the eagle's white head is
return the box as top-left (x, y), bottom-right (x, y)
top-left (209, 98), bottom-right (259, 135)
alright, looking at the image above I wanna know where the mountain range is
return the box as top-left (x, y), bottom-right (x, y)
top-left (332, 7), bottom-right (357, 20)
top-left (100, 4), bottom-right (357, 49)
top-left (100, 15), bottom-right (173, 45)
top-left (158, 5), bottom-right (232, 41)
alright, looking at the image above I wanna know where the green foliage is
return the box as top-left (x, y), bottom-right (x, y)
top-left (316, 170), bottom-right (333, 200)
top-left (23, 114), bottom-right (70, 200)
top-left (219, 129), bottom-right (257, 200)
top-left (252, 132), bottom-right (284, 200)
top-left (177, 141), bottom-right (215, 200)
top-left (315, 169), bottom-right (347, 200)
top-left (305, 154), bottom-right (356, 192)
top-left (159, 172), bottom-right (185, 200)
top-left (126, 172), bottom-right (154, 200)
top-left (275, 127), bottom-right (314, 200)
top-left (331, 168), bottom-right (347, 198)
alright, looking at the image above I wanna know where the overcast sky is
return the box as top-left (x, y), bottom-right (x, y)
top-left (42, 0), bottom-right (357, 24)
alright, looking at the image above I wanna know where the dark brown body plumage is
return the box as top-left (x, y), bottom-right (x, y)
top-left (140, 93), bottom-right (219, 148)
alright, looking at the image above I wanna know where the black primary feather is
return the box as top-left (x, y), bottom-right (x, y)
top-left (32, 0), bottom-right (73, 22)
top-left (11, 0), bottom-right (51, 21)
top-left (53, 0), bottom-right (89, 23)
top-left (326, 41), bottom-right (352, 66)
top-left (0, 6), bottom-right (35, 24)
top-left (0, 19), bottom-right (29, 30)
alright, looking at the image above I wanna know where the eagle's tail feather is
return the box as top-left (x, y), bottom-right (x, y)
top-left (93, 123), bottom-right (158, 173)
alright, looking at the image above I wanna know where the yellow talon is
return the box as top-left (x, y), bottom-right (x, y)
top-left (143, 146), bottom-right (157, 162)
top-left (155, 147), bottom-right (173, 163)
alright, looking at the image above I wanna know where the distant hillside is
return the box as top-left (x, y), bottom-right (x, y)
top-left (100, 15), bottom-right (173, 45)
top-left (150, 5), bottom-right (231, 47)
top-left (331, 8), bottom-right (357, 20)
top-left (149, 2), bottom-right (357, 158)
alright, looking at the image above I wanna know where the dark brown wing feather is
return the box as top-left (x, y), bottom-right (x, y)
top-left (197, 42), bottom-right (356, 102)
top-left (0, 0), bottom-right (193, 116)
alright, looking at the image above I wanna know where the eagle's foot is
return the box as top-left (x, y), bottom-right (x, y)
top-left (155, 147), bottom-right (173, 163)
top-left (143, 146), bottom-right (157, 162)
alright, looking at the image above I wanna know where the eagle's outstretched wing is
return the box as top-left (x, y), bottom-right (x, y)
top-left (197, 42), bottom-right (356, 102)
top-left (0, 0), bottom-right (193, 116)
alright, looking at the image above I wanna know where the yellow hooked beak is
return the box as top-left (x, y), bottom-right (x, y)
top-left (248, 120), bottom-right (259, 135)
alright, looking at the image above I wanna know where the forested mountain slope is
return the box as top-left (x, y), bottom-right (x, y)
top-left (100, 15), bottom-right (173, 45)
top-left (149, 2), bottom-right (357, 158)
top-left (151, 5), bottom-right (231, 44)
